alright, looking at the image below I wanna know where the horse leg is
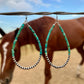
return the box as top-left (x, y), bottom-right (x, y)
top-left (43, 48), bottom-right (53, 84)
top-left (76, 44), bottom-right (84, 77)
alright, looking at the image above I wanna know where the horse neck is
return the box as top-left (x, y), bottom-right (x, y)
top-left (77, 17), bottom-right (84, 26)
top-left (18, 16), bottom-right (55, 47)
top-left (18, 25), bottom-right (36, 46)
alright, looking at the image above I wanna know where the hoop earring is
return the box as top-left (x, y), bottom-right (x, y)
top-left (12, 16), bottom-right (42, 70)
top-left (45, 15), bottom-right (70, 68)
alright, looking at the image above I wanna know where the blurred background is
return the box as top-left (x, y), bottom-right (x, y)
top-left (0, 0), bottom-right (84, 32)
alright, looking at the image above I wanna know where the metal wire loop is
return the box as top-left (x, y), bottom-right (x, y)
top-left (45, 16), bottom-right (71, 69)
top-left (12, 17), bottom-right (42, 70)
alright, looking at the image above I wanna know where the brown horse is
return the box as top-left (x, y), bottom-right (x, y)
top-left (0, 16), bottom-right (84, 84)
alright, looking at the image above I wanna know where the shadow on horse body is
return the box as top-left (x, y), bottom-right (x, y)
top-left (0, 16), bottom-right (84, 84)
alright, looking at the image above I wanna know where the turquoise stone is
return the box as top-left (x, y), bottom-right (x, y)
top-left (39, 44), bottom-right (42, 49)
top-left (45, 52), bottom-right (47, 55)
top-left (45, 48), bottom-right (47, 52)
top-left (45, 43), bottom-right (48, 48)
top-left (65, 37), bottom-right (67, 41)
top-left (21, 24), bottom-right (25, 27)
top-left (28, 25), bottom-right (42, 55)
top-left (12, 45), bottom-right (15, 50)
top-left (52, 24), bottom-right (55, 28)
top-left (36, 37), bottom-right (38, 40)
top-left (12, 49), bottom-right (15, 57)
top-left (40, 50), bottom-right (42, 55)
top-left (13, 41), bottom-right (16, 45)
top-left (63, 33), bottom-right (65, 36)
top-left (15, 38), bottom-right (18, 41)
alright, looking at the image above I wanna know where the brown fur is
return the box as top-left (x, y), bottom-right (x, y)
top-left (0, 16), bottom-right (84, 84)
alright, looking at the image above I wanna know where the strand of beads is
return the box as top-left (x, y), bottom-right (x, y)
top-left (12, 23), bottom-right (42, 70)
top-left (45, 22), bottom-right (70, 69)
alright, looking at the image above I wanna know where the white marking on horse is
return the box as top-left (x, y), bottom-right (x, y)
top-left (2, 42), bottom-right (9, 73)
top-left (77, 65), bottom-right (81, 76)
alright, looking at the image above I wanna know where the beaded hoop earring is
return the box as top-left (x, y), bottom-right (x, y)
top-left (12, 17), bottom-right (42, 70)
top-left (45, 16), bottom-right (70, 68)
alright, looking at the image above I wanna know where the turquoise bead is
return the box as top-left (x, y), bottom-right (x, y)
top-left (36, 37), bottom-right (38, 40)
top-left (39, 44), bottom-right (42, 49)
top-left (45, 43), bottom-right (48, 48)
top-left (45, 48), bottom-right (47, 52)
top-left (28, 25), bottom-right (42, 55)
top-left (47, 35), bottom-right (50, 41)
top-left (12, 45), bottom-right (15, 50)
top-left (12, 49), bottom-right (15, 57)
top-left (61, 29), bottom-right (64, 33)
top-left (63, 33), bottom-right (65, 36)
top-left (21, 24), bottom-right (25, 27)
top-left (52, 24), bottom-right (55, 28)
top-left (51, 28), bottom-right (53, 31)
top-left (45, 52), bottom-right (47, 55)
top-left (15, 38), bottom-right (18, 41)
top-left (40, 50), bottom-right (42, 55)
top-left (66, 41), bottom-right (69, 46)
top-left (65, 37), bottom-right (67, 41)
top-left (17, 31), bottom-right (20, 35)
top-left (13, 41), bottom-right (16, 45)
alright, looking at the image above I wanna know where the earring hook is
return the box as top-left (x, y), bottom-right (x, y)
top-left (56, 15), bottom-right (58, 23)
top-left (24, 16), bottom-right (28, 24)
